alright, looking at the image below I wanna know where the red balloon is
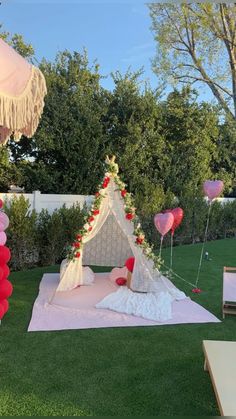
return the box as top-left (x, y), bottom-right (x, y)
top-left (0, 266), bottom-right (4, 281)
top-left (0, 264), bottom-right (9, 281)
top-left (125, 257), bottom-right (135, 273)
top-left (0, 303), bottom-right (4, 320)
top-left (0, 246), bottom-right (11, 264)
top-left (0, 299), bottom-right (9, 314)
top-left (0, 280), bottom-right (13, 299)
top-left (1, 264), bottom-right (10, 279)
top-left (0, 199), bottom-right (3, 209)
top-left (171, 207), bottom-right (184, 235)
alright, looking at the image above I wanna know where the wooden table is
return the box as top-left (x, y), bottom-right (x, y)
top-left (203, 340), bottom-right (236, 416)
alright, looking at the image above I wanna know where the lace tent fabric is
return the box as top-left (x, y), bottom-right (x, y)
top-left (57, 158), bottom-right (186, 305)
top-left (0, 38), bottom-right (47, 144)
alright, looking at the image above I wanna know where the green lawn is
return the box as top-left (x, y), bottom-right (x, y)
top-left (0, 238), bottom-right (236, 416)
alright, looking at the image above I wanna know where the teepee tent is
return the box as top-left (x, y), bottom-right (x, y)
top-left (0, 38), bottom-right (47, 144)
top-left (57, 157), bottom-right (185, 302)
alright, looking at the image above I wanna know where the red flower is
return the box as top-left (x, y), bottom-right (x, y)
top-left (192, 288), bottom-right (202, 294)
top-left (121, 189), bottom-right (127, 197)
top-left (136, 237), bottom-right (144, 245)
top-left (93, 209), bottom-right (100, 216)
top-left (73, 242), bottom-right (80, 248)
top-left (75, 252), bottom-right (81, 258)
top-left (76, 234), bottom-right (83, 241)
top-left (88, 216), bottom-right (95, 223)
top-left (126, 213), bottom-right (134, 221)
top-left (102, 176), bottom-right (110, 189)
top-left (88, 226), bottom-right (93, 232)
top-left (95, 192), bottom-right (100, 198)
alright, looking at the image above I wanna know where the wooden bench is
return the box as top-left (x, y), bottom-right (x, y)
top-left (222, 267), bottom-right (236, 318)
top-left (203, 340), bottom-right (236, 416)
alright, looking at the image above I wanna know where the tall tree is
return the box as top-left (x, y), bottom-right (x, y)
top-left (11, 50), bottom-right (109, 194)
top-left (160, 88), bottom-right (220, 197)
top-left (149, 3), bottom-right (236, 119)
top-left (105, 71), bottom-right (168, 214)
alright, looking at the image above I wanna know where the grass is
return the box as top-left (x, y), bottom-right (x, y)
top-left (0, 238), bottom-right (236, 416)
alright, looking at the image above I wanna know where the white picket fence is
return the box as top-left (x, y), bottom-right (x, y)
top-left (0, 191), bottom-right (235, 214)
top-left (0, 191), bottom-right (94, 214)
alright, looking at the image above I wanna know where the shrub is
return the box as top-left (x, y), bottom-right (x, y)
top-left (4, 195), bottom-right (38, 270)
top-left (37, 204), bottom-right (86, 266)
top-left (3, 196), bottom-right (86, 270)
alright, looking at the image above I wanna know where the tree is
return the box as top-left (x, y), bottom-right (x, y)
top-left (149, 3), bottom-right (236, 119)
top-left (0, 147), bottom-right (22, 191)
top-left (11, 50), bottom-right (110, 194)
top-left (0, 24), bottom-right (34, 60)
top-left (104, 71), bottom-right (168, 212)
top-left (159, 88), bottom-right (220, 198)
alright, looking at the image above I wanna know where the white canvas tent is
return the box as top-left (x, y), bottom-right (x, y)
top-left (57, 175), bottom-right (185, 303)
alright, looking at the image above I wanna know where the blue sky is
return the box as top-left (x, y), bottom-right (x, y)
top-left (0, 0), bottom-right (160, 91)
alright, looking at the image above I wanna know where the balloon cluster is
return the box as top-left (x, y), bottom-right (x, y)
top-left (154, 208), bottom-right (184, 238)
top-left (0, 200), bottom-right (12, 321)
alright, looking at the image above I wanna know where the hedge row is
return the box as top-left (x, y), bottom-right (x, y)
top-left (4, 195), bottom-right (86, 271)
top-left (3, 195), bottom-right (236, 271)
top-left (141, 197), bottom-right (236, 250)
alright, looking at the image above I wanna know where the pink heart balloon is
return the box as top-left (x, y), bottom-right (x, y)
top-left (0, 232), bottom-right (6, 245)
top-left (203, 180), bottom-right (224, 201)
top-left (154, 212), bottom-right (174, 237)
top-left (0, 212), bottom-right (9, 231)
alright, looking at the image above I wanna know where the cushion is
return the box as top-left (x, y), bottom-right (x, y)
top-left (125, 257), bottom-right (135, 273)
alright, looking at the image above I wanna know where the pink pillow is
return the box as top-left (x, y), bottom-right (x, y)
top-left (116, 277), bottom-right (127, 286)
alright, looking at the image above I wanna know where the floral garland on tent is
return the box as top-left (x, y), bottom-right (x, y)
top-left (66, 156), bottom-right (163, 270)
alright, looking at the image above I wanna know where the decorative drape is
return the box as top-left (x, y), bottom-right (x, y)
top-left (57, 179), bottom-right (185, 300)
top-left (0, 38), bottom-right (47, 144)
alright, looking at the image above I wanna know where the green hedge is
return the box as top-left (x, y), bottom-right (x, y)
top-left (3, 194), bottom-right (236, 271)
top-left (4, 195), bottom-right (86, 271)
top-left (140, 197), bottom-right (236, 250)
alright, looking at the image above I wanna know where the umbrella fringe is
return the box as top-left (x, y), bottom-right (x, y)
top-left (0, 66), bottom-right (47, 144)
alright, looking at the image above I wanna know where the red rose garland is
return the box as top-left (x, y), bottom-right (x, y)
top-left (126, 213), bottom-right (134, 221)
top-left (67, 174), bottom-right (111, 261)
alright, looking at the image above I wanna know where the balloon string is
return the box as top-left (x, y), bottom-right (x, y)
top-left (170, 233), bottom-right (173, 270)
top-left (162, 263), bottom-right (196, 288)
top-left (159, 236), bottom-right (163, 258)
top-left (195, 201), bottom-right (212, 287)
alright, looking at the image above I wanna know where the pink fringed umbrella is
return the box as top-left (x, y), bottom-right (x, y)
top-left (0, 38), bottom-right (47, 144)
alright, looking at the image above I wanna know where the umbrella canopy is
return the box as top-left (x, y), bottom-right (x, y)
top-left (0, 38), bottom-right (47, 144)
